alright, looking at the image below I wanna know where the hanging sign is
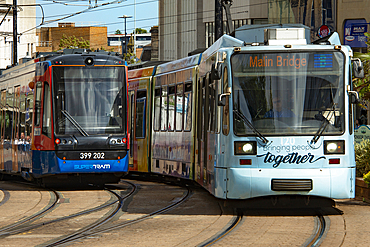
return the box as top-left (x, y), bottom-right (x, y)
top-left (317, 25), bottom-right (331, 38)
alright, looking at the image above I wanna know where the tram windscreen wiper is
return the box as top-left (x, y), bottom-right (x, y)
top-left (233, 109), bottom-right (269, 145)
top-left (309, 103), bottom-right (336, 144)
top-left (61, 110), bottom-right (89, 137)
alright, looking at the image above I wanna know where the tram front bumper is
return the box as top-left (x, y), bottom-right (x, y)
top-left (226, 167), bottom-right (355, 200)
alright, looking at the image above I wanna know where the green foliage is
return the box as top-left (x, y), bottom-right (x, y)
top-left (353, 32), bottom-right (370, 101)
top-left (123, 35), bottom-right (140, 64)
top-left (115, 29), bottom-right (122, 35)
top-left (364, 171), bottom-right (370, 184)
top-left (355, 139), bottom-right (370, 177)
top-left (59, 34), bottom-right (90, 49)
top-left (135, 28), bottom-right (147, 34)
top-left (123, 48), bottom-right (140, 64)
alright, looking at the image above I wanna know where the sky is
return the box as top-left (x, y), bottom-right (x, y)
top-left (35, 0), bottom-right (159, 35)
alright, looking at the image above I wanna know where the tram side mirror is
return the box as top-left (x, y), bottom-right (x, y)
top-left (352, 59), bottom-right (364, 78)
top-left (348, 91), bottom-right (360, 104)
top-left (211, 63), bottom-right (222, 81)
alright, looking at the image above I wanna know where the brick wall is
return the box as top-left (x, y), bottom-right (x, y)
top-left (37, 25), bottom-right (109, 51)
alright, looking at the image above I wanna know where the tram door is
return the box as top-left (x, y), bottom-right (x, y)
top-left (128, 92), bottom-right (134, 169)
top-left (135, 90), bottom-right (148, 172)
top-left (196, 75), bottom-right (209, 187)
top-left (3, 87), bottom-right (13, 171)
top-left (12, 86), bottom-right (20, 172)
top-left (0, 90), bottom-right (6, 170)
top-left (128, 88), bottom-right (149, 172)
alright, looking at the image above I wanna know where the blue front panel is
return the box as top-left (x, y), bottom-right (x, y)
top-left (59, 156), bottom-right (128, 173)
top-left (32, 150), bottom-right (128, 176)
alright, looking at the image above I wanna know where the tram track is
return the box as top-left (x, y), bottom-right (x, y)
top-left (42, 183), bottom-right (134, 247)
top-left (0, 188), bottom-right (11, 206)
top-left (0, 189), bottom-right (60, 236)
top-left (42, 180), bottom-right (193, 246)
top-left (197, 214), bottom-right (243, 247)
top-left (191, 207), bottom-right (329, 247)
top-left (0, 180), bottom-right (136, 243)
top-left (305, 213), bottom-right (327, 247)
top-left (0, 183), bottom-right (60, 236)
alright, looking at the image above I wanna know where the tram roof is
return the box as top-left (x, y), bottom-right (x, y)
top-left (128, 66), bottom-right (155, 79)
top-left (201, 34), bottom-right (244, 62)
top-left (155, 53), bottom-right (202, 75)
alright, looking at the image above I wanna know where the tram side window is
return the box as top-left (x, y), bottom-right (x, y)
top-left (222, 67), bottom-right (230, 136)
top-left (34, 82), bottom-right (42, 127)
top-left (168, 86), bottom-right (175, 131)
top-left (20, 90), bottom-right (26, 142)
top-left (26, 96), bottom-right (33, 141)
top-left (161, 86), bottom-right (168, 131)
top-left (14, 87), bottom-right (20, 142)
top-left (4, 88), bottom-right (14, 143)
top-left (0, 91), bottom-right (5, 141)
top-left (184, 82), bottom-right (192, 131)
top-left (135, 90), bottom-right (146, 138)
top-left (208, 76), bottom-right (216, 132)
top-left (176, 83), bottom-right (184, 131)
top-left (42, 82), bottom-right (51, 138)
top-left (200, 78), bottom-right (206, 139)
top-left (154, 88), bottom-right (161, 131)
top-left (130, 94), bottom-right (134, 156)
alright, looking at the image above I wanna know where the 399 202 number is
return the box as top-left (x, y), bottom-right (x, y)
top-left (79, 152), bottom-right (105, 159)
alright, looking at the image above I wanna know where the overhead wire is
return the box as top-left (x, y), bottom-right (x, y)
top-left (2, 0), bottom-right (277, 52)
top-left (16, 0), bottom-right (265, 38)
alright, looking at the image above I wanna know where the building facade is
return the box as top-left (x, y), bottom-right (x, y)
top-left (158, 0), bottom-right (339, 61)
top-left (0, 0), bottom-right (37, 70)
top-left (336, 0), bottom-right (370, 125)
top-left (337, 0), bottom-right (370, 53)
top-left (107, 32), bottom-right (152, 58)
top-left (36, 23), bottom-right (108, 53)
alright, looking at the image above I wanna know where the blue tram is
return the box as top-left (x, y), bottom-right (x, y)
top-left (0, 50), bottom-right (129, 185)
top-left (128, 25), bottom-right (363, 200)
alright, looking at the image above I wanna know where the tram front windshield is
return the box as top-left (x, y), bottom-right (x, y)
top-left (231, 51), bottom-right (344, 136)
top-left (53, 66), bottom-right (126, 135)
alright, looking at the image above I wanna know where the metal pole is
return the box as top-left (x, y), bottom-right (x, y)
top-left (125, 17), bottom-right (127, 58)
top-left (215, 0), bottom-right (223, 41)
top-left (12, 0), bottom-right (17, 66)
top-left (134, 0), bottom-right (136, 59)
top-left (118, 15), bottom-right (132, 60)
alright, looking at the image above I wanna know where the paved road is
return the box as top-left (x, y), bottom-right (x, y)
top-left (0, 180), bottom-right (370, 247)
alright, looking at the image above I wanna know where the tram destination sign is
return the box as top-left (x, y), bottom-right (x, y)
top-left (235, 52), bottom-right (337, 73)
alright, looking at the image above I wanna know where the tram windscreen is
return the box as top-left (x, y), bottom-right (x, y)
top-left (231, 51), bottom-right (345, 136)
top-left (53, 66), bottom-right (126, 135)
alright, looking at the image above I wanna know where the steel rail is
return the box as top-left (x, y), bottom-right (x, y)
top-left (197, 214), bottom-right (243, 247)
top-left (0, 182), bottom-right (135, 238)
top-left (0, 189), bottom-right (60, 235)
top-left (43, 181), bottom-right (137, 247)
top-left (45, 182), bottom-right (192, 246)
top-left (305, 213), bottom-right (326, 247)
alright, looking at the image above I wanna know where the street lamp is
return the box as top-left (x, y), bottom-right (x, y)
top-left (118, 15), bottom-right (132, 59)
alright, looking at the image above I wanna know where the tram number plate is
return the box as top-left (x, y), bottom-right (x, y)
top-left (79, 152), bottom-right (105, 160)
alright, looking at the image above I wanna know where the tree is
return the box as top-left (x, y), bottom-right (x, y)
top-left (59, 34), bottom-right (90, 49)
top-left (115, 29), bottom-right (122, 35)
top-left (353, 33), bottom-right (370, 125)
top-left (353, 33), bottom-right (370, 101)
top-left (135, 28), bottom-right (147, 34)
top-left (123, 35), bottom-right (140, 64)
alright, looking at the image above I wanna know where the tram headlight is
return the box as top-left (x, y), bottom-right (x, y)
top-left (234, 141), bottom-right (257, 155)
top-left (324, 140), bottom-right (345, 155)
